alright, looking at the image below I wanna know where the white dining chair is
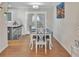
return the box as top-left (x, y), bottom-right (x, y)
top-left (46, 34), bottom-right (52, 50)
top-left (30, 28), bottom-right (37, 50)
top-left (30, 34), bottom-right (36, 50)
top-left (35, 28), bottom-right (47, 54)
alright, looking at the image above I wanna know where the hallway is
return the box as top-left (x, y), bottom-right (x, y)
top-left (0, 35), bottom-right (70, 57)
top-left (1, 2), bottom-right (79, 57)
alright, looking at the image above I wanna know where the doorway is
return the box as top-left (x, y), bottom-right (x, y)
top-left (27, 12), bottom-right (47, 34)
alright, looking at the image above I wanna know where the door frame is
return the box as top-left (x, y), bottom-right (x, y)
top-left (25, 11), bottom-right (47, 34)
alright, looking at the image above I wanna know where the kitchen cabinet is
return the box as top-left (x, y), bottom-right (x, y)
top-left (8, 25), bottom-right (22, 40)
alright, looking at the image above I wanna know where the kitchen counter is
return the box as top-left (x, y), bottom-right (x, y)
top-left (7, 21), bottom-right (22, 28)
top-left (8, 25), bottom-right (22, 40)
top-left (8, 24), bottom-right (22, 28)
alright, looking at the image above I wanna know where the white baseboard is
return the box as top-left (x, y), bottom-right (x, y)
top-left (53, 34), bottom-right (71, 56)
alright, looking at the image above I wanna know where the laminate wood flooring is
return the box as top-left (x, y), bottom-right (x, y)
top-left (0, 35), bottom-right (70, 57)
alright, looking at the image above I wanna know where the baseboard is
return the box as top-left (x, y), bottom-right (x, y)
top-left (53, 34), bottom-right (71, 56)
top-left (0, 44), bottom-right (8, 53)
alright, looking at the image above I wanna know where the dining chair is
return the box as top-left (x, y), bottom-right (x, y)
top-left (46, 34), bottom-right (52, 50)
top-left (30, 28), bottom-right (37, 50)
top-left (35, 28), bottom-right (47, 54)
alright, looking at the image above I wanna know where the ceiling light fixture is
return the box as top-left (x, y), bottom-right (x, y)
top-left (28, 2), bottom-right (43, 9)
top-left (28, 2), bottom-right (43, 5)
top-left (33, 4), bottom-right (39, 9)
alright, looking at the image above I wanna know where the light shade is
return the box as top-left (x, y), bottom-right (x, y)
top-left (32, 4), bottom-right (39, 9)
top-left (28, 2), bottom-right (43, 5)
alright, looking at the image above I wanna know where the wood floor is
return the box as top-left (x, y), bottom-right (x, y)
top-left (0, 35), bottom-right (71, 57)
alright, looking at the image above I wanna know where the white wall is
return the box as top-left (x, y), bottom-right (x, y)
top-left (8, 7), bottom-right (54, 35)
top-left (0, 3), bottom-right (8, 53)
top-left (53, 2), bottom-right (79, 55)
top-left (47, 7), bottom-right (54, 31)
top-left (16, 8), bottom-right (29, 35)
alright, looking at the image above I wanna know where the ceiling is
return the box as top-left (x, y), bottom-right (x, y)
top-left (7, 2), bottom-right (58, 8)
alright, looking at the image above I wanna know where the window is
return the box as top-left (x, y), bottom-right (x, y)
top-left (5, 12), bottom-right (12, 21)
